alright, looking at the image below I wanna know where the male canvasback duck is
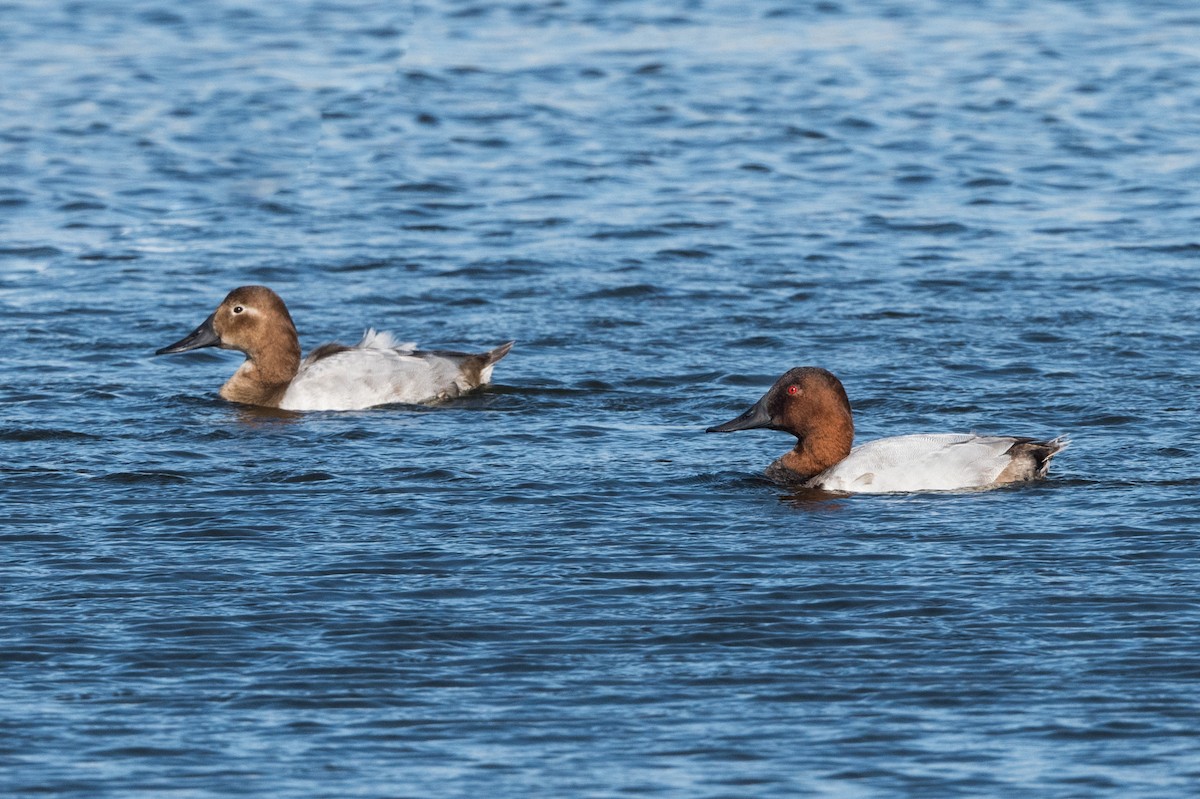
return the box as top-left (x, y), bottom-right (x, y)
top-left (156, 285), bottom-right (513, 411)
top-left (706, 367), bottom-right (1066, 493)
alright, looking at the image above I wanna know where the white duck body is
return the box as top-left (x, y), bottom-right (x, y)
top-left (279, 330), bottom-right (503, 411)
top-left (795, 433), bottom-right (1066, 494)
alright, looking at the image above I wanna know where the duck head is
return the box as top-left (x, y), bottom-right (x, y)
top-left (707, 367), bottom-right (856, 479)
top-left (707, 367), bottom-right (852, 436)
top-left (156, 285), bottom-right (299, 360)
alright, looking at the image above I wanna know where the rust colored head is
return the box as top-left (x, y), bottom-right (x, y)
top-left (708, 368), bottom-right (852, 437)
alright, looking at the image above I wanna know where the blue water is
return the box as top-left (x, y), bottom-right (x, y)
top-left (4, 0), bottom-right (1200, 796)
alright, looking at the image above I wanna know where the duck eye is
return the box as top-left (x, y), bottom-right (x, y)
top-left (786, 385), bottom-right (800, 396)
top-left (232, 306), bottom-right (244, 314)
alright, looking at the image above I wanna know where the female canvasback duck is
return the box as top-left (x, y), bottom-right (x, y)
top-left (156, 285), bottom-right (514, 411)
top-left (707, 367), bottom-right (1066, 493)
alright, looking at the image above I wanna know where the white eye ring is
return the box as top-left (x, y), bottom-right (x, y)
top-left (233, 305), bottom-right (244, 314)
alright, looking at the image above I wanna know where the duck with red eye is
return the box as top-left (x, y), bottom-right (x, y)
top-left (707, 367), bottom-right (1066, 494)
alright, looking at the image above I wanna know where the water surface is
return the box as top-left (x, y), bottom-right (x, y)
top-left (3, 1), bottom-right (1200, 796)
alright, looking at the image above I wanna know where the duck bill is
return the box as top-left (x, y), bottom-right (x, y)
top-left (156, 313), bottom-right (220, 355)
top-left (706, 395), bottom-right (774, 433)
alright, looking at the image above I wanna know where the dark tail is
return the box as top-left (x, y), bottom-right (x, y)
top-left (1007, 436), bottom-right (1069, 479)
top-left (456, 340), bottom-right (514, 389)
top-left (484, 340), bottom-right (515, 366)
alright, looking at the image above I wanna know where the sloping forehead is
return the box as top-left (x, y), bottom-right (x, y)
top-left (223, 285), bottom-right (281, 308)
top-left (776, 366), bottom-right (838, 388)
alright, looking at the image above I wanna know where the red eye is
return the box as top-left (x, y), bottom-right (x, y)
top-left (786, 385), bottom-right (799, 395)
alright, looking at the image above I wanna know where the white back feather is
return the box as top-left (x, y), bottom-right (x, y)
top-left (357, 328), bottom-right (417, 352)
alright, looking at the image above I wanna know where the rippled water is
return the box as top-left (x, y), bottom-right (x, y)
top-left (4, 1), bottom-right (1200, 796)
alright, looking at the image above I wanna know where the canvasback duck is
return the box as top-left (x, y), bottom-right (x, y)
top-left (707, 367), bottom-right (1066, 493)
top-left (156, 285), bottom-right (514, 411)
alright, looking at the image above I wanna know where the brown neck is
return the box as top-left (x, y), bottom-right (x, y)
top-left (777, 420), bottom-right (854, 481)
top-left (218, 338), bottom-right (300, 408)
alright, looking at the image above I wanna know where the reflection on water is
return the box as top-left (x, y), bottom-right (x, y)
top-left (778, 488), bottom-right (851, 508)
top-left (233, 404), bottom-right (304, 426)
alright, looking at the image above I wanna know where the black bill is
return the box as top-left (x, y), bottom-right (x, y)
top-left (706, 394), bottom-right (774, 433)
top-left (155, 313), bottom-right (220, 355)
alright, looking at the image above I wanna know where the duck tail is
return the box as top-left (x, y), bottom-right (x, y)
top-left (1007, 435), bottom-right (1069, 479)
top-left (458, 340), bottom-right (514, 388)
top-left (484, 340), bottom-right (515, 366)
